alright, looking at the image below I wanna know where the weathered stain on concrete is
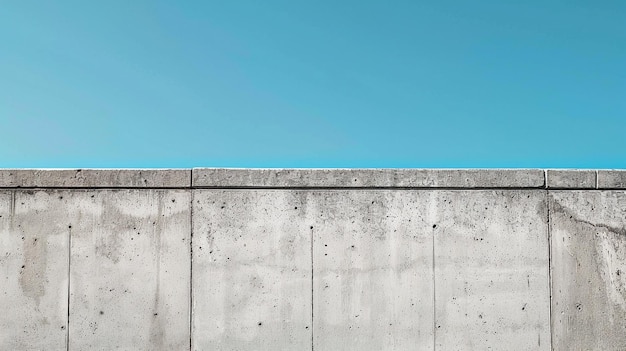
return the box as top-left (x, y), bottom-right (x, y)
top-left (311, 190), bottom-right (434, 351)
top-left (192, 190), bottom-right (312, 351)
top-left (0, 191), bottom-right (69, 350)
top-left (434, 190), bottom-right (550, 350)
top-left (3, 169), bottom-right (626, 350)
top-left (550, 191), bottom-right (626, 350)
top-left (67, 189), bottom-right (190, 350)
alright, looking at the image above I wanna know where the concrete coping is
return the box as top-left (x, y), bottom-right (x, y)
top-left (0, 169), bottom-right (191, 188)
top-left (192, 168), bottom-right (546, 188)
top-left (0, 168), bottom-right (624, 189)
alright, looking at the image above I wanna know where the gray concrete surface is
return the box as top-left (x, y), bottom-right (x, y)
top-left (192, 190), bottom-right (312, 350)
top-left (2, 169), bottom-right (626, 350)
top-left (192, 168), bottom-right (545, 188)
top-left (550, 191), bottom-right (626, 350)
top-left (434, 190), bottom-right (550, 350)
top-left (546, 170), bottom-right (596, 189)
top-left (0, 191), bottom-right (69, 350)
top-left (0, 169), bottom-right (190, 188)
top-left (598, 170), bottom-right (626, 189)
top-left (310, 190), bottom-right (433, 351)
top-left (68, 190), bottom-right (191, 350)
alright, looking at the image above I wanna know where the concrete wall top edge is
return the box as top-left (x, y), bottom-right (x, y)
top-left (0, 169), bottom-right (191, 188)
top-left (1, 168), bottom-right (624, 189)
top-left (192, 168), bottom-right (547, 188)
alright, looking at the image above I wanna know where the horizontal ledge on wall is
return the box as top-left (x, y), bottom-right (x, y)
top-left (0, 168), bottom-right (624, 189)
top-left (0, 169), bottom-right (191, 188)
top-left (192, 168), bottom-right (546, 189)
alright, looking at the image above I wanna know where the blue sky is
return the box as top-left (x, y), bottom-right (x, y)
top-left (1, 1), bottom-right (624, 168)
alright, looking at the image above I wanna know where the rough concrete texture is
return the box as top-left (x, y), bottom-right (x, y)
top-left (0, 169), bottom-right (190, 188)
top-left (4, 168), bottom-right (626, 350)
top-left (0, 191), bottom-right (69, 350)
top-left (434, 190), bottom-right (550, 350)
top-left (311, 190), bottom-right (433, 350)
top-left (547, 169), bottom-right (596, 189)
top-left (67, 190), bottom-right (191, 350)
top-left (550, 191), bottom-right (626, 350)
top-left (597, 170), bottom-right (626, 189)
top-left (192, 190), bottom-right (312, 350)
top-left (192, 168), bottom-right (545, 188)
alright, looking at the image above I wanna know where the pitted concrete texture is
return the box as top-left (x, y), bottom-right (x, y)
top-left (3, 168), bottom-right (626, 350)
top-left (0, 169), bottom-right (190, 188)
top-left (546, 170), bottom-right (596, 189)
top-left (0, 191), bottom-right (69, 350)
top-left (67, 190), bottom-right (191, 350)
top-left (311, 190), bottom-right (433, 351)
top-left (550, 191), bottom-right (626, 350)
top-left (434, 190), bottom-right (550, 350)
top-left (192, 190), bottom-right (312, 350)
top-left (192, 168), bottom-right (545, 188)
top-left (598, 170), bottom-right (626, 189)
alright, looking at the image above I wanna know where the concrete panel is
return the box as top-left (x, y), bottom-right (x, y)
top-left (434, 190), bottom-right (550, 350)
top-left (0, 191), bottom-right (69, 350)
top-left (68, 190), bottom-right (190, 350)
top-left (192, 168), bottom-right (545, 188)
top-left (0, 169), bottom-right (190, 188)
top-left (547, 170), bottom-right (596, 189)
top-left (192, 190), bottom-right (312, 350)
top-left (598, 170), bottom-right (626, 189)
top-left (312, 190), bottom-right (434, 351)
top-left (550, 191), bottom-right (626, 350)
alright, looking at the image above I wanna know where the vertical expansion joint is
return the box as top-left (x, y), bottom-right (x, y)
top-left (67, 224), bottom-right (72, 351)
top-left (310, 225), bottom-right (314, 351)
top-left (189, 189), bottom-right (194, 351)
top-left (432, 224), bottom-right (437, 351)
top-left (546, 190), bottom-right (554, 351)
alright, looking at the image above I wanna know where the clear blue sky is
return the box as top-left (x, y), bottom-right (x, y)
top-left (1, 1), bottom-right (624, 168)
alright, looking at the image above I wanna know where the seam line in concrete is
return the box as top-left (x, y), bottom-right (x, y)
top-left (3, 186), bottom-right (612, 190)
top-left (0, 187), bottom-right (192, 190)
top-left (189, 188), bottom-right (194, 351)
top-left (310, 225), bottom-right (315, 351)
top-left (67, 221), bottom-right (72, 351)
top-left (432, 225), bottom-right (437, 351)
top-left (191, 186), bottom-right (547, 190)
top-left (547, 190), bottom-right (554, 351)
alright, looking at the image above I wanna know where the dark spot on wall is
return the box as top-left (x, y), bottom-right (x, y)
top-left (258, 322), bottom-right (262, 326)
top-left (100, 311), bottom-right (104, 315)
top-left (433, 224), bottom-right (437, 228)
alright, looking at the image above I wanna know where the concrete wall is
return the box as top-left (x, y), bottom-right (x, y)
top-left (1, 169), bottom-right (625, 350)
